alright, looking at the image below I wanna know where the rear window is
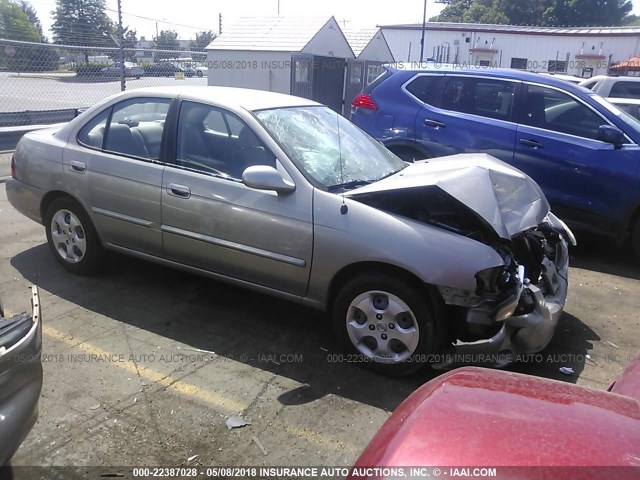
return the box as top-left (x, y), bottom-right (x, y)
top-left (363, 68), bottom-right (392, 94)
top-left (610, 81), bottom-right (640, 99)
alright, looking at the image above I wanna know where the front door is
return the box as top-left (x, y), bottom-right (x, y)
top-left (512, 83), bottom-right (640, 232)
top-left (160, 101), bottom-right (314, 295)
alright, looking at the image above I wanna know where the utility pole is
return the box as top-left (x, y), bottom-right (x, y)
top-left (117, 0), bottom-right (125, 91)
top-left (219, 13), bottom-right (223, 35)
top-left (277, 0), bottom-right (280, 15)
top-left (420, 0), bottom-right (427, 63)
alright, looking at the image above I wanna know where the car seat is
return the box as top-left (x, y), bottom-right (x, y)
top-left (105, 124), bottom-right (149, 158)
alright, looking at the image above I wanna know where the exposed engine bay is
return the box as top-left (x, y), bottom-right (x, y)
top-left (351, 175), bottom-right (572, 361)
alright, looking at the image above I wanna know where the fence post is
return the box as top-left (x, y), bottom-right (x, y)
top-left (117, 0), bottom-right (125, 91)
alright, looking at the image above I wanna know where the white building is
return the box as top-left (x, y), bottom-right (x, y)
top-left (379, 22), bottom-right (640, 78)
top-left (205, 16), bottom-right (354, 112)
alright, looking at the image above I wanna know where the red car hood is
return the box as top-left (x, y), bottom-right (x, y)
top-left (354, 366), bottom-right (640, 470)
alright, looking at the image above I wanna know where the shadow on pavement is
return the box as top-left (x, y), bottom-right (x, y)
top-left (11, 243), bottom-right (600, 411)
top-left (508, 312), bottom-right (600, 384)
top-left (12, 244), bottom-right (431, 412)
top-left (569, 233), bottom-right (640, 281)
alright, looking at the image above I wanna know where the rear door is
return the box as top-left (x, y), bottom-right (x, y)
top-left (63, 97), bottom-right (171, 255)
top-left (414, 74), bottom-right (519, 161)
top-left (512, 83), bottom-right (640, 232)
top-left (160, 101), bottom-right (313, 295)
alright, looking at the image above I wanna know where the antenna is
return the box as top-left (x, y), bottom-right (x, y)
top-left (337, 113), bottom-right (348, 215)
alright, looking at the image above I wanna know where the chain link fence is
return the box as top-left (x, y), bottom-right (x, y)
top-left (0, 39), bottom-right (209, 127)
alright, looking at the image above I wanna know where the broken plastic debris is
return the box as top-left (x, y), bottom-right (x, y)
top-left (187, 455), bottom-right (199, 462)
top-left (226, 416), bottom-right (251, 430)
top-left (178, 346), bottom-right (217, 355)
top-left (89, 404), bottom-right (101, 410)
top-left (559, 367), bottom-right (574, 375)
top-left (252, 436), bottom-right (268, 456)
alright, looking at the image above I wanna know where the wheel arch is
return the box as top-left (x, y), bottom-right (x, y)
top-left (40, 190), bottom-right (84, 221)
top-left (383, 140), bottom-right (433, 161)
top-left (326, 261), bottom-right (443, 313)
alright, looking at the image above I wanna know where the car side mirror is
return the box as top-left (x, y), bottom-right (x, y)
top-left (242, 165), bottom-right (296, 194)
top-left (598, 125), bottom-right (625, 149)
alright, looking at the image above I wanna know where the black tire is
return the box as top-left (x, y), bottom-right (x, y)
top-left (44, 197), bottom-right (103, 275)
top-left (389, 146), bottom-right (430, 163)
top-left (332, 273), bottom-right (444, 377)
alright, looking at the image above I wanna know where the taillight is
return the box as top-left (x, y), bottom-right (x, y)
top-left (352, 93), bottom-right (378, 111)
top-left (10, 154), bottom-right (16, 179)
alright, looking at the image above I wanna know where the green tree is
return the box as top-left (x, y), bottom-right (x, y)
top-left (16, 0), bottom-right (41, 36)
top-left (0, 0), bottom-right (58, 71)
top-left (189, 30), bottom-right (215, 61)
top-left (51, 0), bottom-right (114, 61)
top-left (122, 26), bottom-right (137, 61)
top-left (542, 0), bottom-right (632, 26)
top-left (432, 0), bottom-right (633, 26)
top-left (189, 30), bottom-right (216, 51)
top-left (152, 29), bottom-right (179, 61)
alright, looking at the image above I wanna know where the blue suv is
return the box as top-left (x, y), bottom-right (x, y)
top-left (352, 67), bottom-right (640, 258)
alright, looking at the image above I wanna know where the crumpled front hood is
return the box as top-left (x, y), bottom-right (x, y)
top-left (348, 153), bottom-right (550, 239)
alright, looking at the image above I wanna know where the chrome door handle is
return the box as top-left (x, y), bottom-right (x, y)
top-left (70, 160), bottom-right (86, 173)
top-left (424, 119), bottom-right (447, 128)
top-left (167, 183), bottom-right (191, 199)
top-left (519, 139), bottom-right (544, 149)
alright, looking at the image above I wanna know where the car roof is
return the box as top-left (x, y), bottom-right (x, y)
top-left (117, 86), bottom-right (321, 111)
top-left (582, 75), bottom-right (640, 83)
top-left (387, 66), bottom-right (591, 94)
top-left (607, 97), bottom-right (640, 105)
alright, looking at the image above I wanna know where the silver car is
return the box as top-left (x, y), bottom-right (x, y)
top-left (1, 286), bottom-right (42, 465)
top-left (6, 87), bottom-right (573, 376)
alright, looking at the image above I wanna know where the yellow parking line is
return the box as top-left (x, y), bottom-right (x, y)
top-left (42, 325), bottom-right (358, 454)
top-left (43, 324), bottom-right (249, 413)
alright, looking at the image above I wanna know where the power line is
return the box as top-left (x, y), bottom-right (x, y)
top-left (103, 7), bottom-right (212, 31)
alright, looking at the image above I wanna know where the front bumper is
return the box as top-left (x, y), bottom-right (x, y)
top-left (446, 238), bottom-right (569, 366)
top-left (0, 286), bottom-right (43, 466)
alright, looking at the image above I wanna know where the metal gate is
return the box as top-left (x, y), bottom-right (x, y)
top-left (311, 55), bottom-right (346, 113)
top-left (290, 53), bottom-right (314, 100)
top-left (344, 59), bottom-right (365, 119)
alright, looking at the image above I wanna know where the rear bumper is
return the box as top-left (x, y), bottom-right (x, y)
top-left (5, 178), bottom-right (45, 225)
top-left (0, 286), bottom-right (43, 466)
top-left (448, 239), bottom-right (569, 365)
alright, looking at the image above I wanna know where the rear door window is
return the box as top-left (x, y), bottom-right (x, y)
top-left (405, 75), bottom-right (442, 106)
top-left (104, 98), bottom-right (171, 160)
top-left (78, 109), bottom-right (110, 149)
top-left (610, 81), bottom-right (640, 99)
top-left (441, 76), bottom-right (516, 121)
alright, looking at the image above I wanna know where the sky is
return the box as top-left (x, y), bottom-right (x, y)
top-left (22, 0), bottom-right (640, 41)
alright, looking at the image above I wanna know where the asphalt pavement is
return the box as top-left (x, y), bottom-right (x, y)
top-left (0, 72), bottom-right (207, 113)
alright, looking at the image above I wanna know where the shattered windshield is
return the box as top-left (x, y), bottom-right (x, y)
top-left (254, 106), bottom-right (407, 190)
